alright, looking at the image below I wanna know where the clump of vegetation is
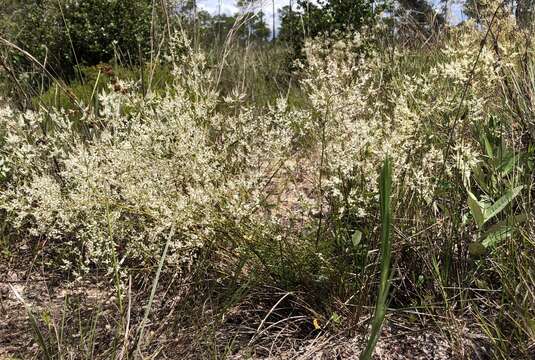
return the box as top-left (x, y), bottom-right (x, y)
top-left (0, 0), bottom-right (534, 359)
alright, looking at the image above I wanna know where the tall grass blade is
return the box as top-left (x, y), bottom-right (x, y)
top-left (9, 285), bottom-right (52, 360)
top-left (135, 225), bottom-right (175, 355)
top-left (360, 157), bottom-right (393, 360)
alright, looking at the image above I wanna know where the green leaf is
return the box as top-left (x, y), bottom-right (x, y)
top-left (330, 312), bottom-right (342, 325)
top-left (482, 133), bottom-right (493, 159)
top-left (527, 318), bottom-right (535, 335)
top-left (497, 153), bottom-right (519, 177)
top-left (351, 230), bottom-right (362, 248)
top-left (472, 166), bottom-right (490, 193)
top-left (483, 186), bottom-right (523, 223)
top-left (484, 213), bottom-right (527, 235)
top-left (360, 157), bottom-right (393, 360)
top-left (482, 226), bottom-right (512, 248)
top-left (467, 191), bottom-right (485, 228)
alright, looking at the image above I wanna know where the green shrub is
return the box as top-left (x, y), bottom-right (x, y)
top-left (1, 0), bottom-right (153, 84)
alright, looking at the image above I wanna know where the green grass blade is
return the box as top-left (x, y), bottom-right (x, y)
top-left (360, 157), bottom-right (393, 360)
top-left (135, 225), bottom-right (176, 355)
top-left (9, 285), bottom-right (52, 360)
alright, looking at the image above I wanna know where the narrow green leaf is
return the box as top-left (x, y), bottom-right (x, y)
top-left (472, 166), bottom-right (490, 193)
top-left (136, 225), bottom-right (175, 354)
top-left (360, 157), bottom-right (393, 360)
top-left (483, 186), bottom-right (523, 223)
top-left (482, 226), bottom-right (512, 248)
top-left (10, 285), bottom-right (51, 359)
top-left (482, 133), bottom-right (493, 159)
top-left (467, 191), bottom-right (484, 228)
top-left (484, 213), bottom-right (527, 235)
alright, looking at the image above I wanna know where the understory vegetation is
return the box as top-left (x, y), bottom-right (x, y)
top-left (0, 0), bottom-right (534, 359)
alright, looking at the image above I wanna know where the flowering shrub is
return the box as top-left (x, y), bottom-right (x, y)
top-left (0, 36), bottom-right (298, 273)
top-left (0, 20), bottom-right (521, 274)
top-left (294, 23), bottom-right (509, 219)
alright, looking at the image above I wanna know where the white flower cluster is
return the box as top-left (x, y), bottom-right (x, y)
top-left (0, 23), bottom-right (517, 273)
top-left (0, 35), bottom-right (297, 273)
top-left (293, 23), bottom-right (508, 215)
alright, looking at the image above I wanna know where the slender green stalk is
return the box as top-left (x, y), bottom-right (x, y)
top-left (9, 285), bottom-right (52, 360)
top-left (135, 225), bottom-right (175, 356)
top-left (360, 157), bottom-right (393, 360)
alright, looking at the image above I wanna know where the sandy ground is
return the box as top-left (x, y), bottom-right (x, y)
top-left (0, 245), bottom-right (494, 360)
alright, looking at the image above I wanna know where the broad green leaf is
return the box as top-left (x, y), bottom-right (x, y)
top-left (351, 230), bottom-right (362, 248)
top-left (467, 191), bottom-right (484, 228)
top-left (482, 226), bottom-right (512, 248)
top-left (479, 196), bottom-right (492, 210)
top-left (483, 186), bottom-right (524, 223)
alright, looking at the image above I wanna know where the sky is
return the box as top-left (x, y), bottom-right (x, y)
top-left (196, 0), bottom-right (468, 37)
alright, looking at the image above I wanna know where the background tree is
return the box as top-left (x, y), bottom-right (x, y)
top-left (276, 0), bottom-right (383, 45)
top-left (176, 0), bottom-right (270, 45)
top-left (1, 0), bottom-right (154, 82)
top-left (277, 0), bottom-right (380, 64)
top-left (396, 0), bottom-right (445, 40)
top-left (236, 0), bottom-right (271, 42)
top-left (277, 4), bottom-right (302, 43)
top-left (464, 0), bottom-right (533, 30)
top-left (292, 0), bottom-right (377, 37)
